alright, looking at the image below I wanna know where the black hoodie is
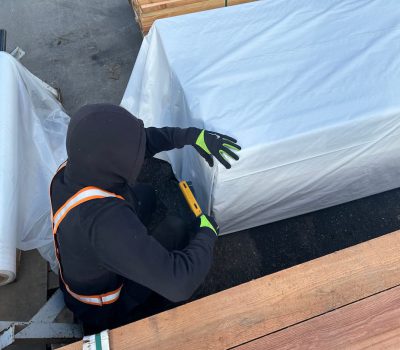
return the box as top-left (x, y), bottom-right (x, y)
top-left (50, 104), bottom-right (216, 330)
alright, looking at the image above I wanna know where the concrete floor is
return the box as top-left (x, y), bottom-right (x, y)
top-left (2, 0), bottom-right (400, 347)
top-left (1, 0), bottom-right (142, 115)
top-left (0, 251), bottom-right (47, 350)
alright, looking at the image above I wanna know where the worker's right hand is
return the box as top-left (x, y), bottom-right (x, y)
top-left (192, 129), bottom-right (241, 169)
top-left (198, 214), bottom-right (219, 236)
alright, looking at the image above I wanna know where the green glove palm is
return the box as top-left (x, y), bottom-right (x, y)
top-left (194, 130), bottom-right (241, 169)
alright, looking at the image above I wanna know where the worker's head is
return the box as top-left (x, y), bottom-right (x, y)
top-left (64, 104), bottom-right (146, 188)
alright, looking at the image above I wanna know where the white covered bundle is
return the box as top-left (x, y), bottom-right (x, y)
top-left (0, 53), bottom-right (69, 285)
top-left (122, 0), bottom-right (400, 234)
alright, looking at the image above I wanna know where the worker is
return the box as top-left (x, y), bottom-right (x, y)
top-left (50, 104), bottom-right (240, 334)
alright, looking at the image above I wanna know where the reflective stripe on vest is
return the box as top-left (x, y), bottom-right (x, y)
top-left (50, 163), bottom-right (125, 306)
top-left (52, 186), bottom-right (124, 234)
top-left (64, 282), bottom-right (124, 306)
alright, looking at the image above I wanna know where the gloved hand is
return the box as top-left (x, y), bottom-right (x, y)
top-left (198, 214), bottom-right (219, 236)
top-left (193, 129), bottom-right (241, 169)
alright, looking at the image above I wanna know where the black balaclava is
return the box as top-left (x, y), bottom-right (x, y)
top-left (64, 104), bottom-right (146, 189)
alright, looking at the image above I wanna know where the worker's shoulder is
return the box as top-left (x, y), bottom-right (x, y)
top-left (78, 195), bottom-right (139, 230)
top-left (79, 194), bottom-right (135, 217)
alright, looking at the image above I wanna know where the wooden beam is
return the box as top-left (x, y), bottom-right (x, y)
top-left (235, 285), bottom-right (400, 350)
top-left (131, 0), bottom-right (258, 34)
top-left (61, 231), bottom-right (400, 350)
top-left (139, 0), bottom-right (226, 26)
top-left (140, 0), bottom-right (205, 14)
top-left (228, 0), bottom-right (256, 5)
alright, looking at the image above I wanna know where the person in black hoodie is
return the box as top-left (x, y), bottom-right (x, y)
top-left (50, 104), bottom-right (240, 334)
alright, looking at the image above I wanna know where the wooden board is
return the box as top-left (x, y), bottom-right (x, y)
top-left (235, 285), bottom-right (400, 350)
top-left (140, 0), bottom-right (252, 14)
top-left (131, 0), bottom-right (257, 34)
top-left (228, 0), bottom-right (255, 5)
top-left (61, 230), bottom-right (400, 350)
top-left (140, 0), bottom-right (205, 14)
top-left (139, 0), bottom-right (226, 30)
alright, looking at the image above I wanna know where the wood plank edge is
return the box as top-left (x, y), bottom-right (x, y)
top-left (232, 284), bottom-right (400, 350)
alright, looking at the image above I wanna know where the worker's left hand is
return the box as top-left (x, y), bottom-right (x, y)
top-left (197, 214), bottom-right (220, 236)
top-left (193, 129), bottom-right (241, 169)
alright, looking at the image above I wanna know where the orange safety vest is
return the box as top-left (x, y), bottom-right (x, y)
top-left (50, 162), bottom-right (124, 306)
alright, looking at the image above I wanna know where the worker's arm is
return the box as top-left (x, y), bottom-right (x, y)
top-left (145, 127), bottom-right (241, 169)
top-left (145, 127), bottom-right (198, 157)
top-left (89, 200), bottom-right (217, 302)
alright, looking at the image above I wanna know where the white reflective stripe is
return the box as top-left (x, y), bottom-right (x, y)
top-left (51, 183), bottom-right (124, 306)
top-left (77, 296), bottom-right (103, 305)
top-left (53, 188), bottom-right (119, 230)
top-left (102, 290), bottom-right (122, 303)
top-left (73, 289), bottom-right (121, 305)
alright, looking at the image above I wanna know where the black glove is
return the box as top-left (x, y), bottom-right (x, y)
top-left (197, 214), bottom-right (219, 236)
top-left (192, 129), bottom-right (241, 169)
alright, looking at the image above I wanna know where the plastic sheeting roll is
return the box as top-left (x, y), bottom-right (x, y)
top-left (0, 272), bottom-right (15, 286)
top-left (0, 256), bottom-right (16, 286)
top-left (0, 52), bottom-right (69, 285)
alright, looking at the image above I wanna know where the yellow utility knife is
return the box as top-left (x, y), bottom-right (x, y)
top-left (179, 180), bottom-right (202, 217)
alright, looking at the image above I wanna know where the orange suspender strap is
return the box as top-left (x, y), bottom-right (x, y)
top-left (50, 162), bottom-right (125, 306)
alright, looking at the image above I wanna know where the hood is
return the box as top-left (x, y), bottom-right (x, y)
top-left (64, 104), bottom-right (146, 189)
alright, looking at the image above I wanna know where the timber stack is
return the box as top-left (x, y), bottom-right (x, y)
top-left (131, 0), bottom-right (255, 35)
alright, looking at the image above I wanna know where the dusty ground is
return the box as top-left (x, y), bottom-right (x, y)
top-left (1, 0), bottom-right (400, 345)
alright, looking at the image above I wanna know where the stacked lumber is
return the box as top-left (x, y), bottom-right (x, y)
top-left (131, 0), bottom-right (256, 35)
top-left (62, 230), bottom-right (400, 350)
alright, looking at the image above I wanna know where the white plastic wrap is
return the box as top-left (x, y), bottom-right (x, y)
top-left (122, 0), bottom-right (400, 234)
top-left (0, 52), bottom-right (69, 285)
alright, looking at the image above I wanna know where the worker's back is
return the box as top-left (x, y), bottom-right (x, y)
top-left (49, 104), bottom-right (148, 333)
top-left (51, 168), bottom-right (125, 291)
top-left (50, 166), bottom-right (152, 334)
top-left (49, 104), bottom-right (218, 335)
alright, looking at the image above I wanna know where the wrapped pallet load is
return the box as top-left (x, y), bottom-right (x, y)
top-left (122, 0), bottom-right (400, 234)
top-left (0, 52), bottom-right (69, 285)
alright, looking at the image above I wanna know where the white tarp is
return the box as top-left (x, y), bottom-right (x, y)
top-left (0, 52), bottom-right (69, 285)
top-left (122, 0), bottom-right (400, 234)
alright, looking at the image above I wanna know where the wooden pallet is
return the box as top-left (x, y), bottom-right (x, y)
top-left (130, 0), bottom-right (256, 35)
top-left (61, 230), bottom-right (400, 349)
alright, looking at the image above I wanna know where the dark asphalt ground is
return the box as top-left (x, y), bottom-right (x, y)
top-left (139, 157), bottom-right (400, 301)
top-left (2, 0), bottom-right (400, 322)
